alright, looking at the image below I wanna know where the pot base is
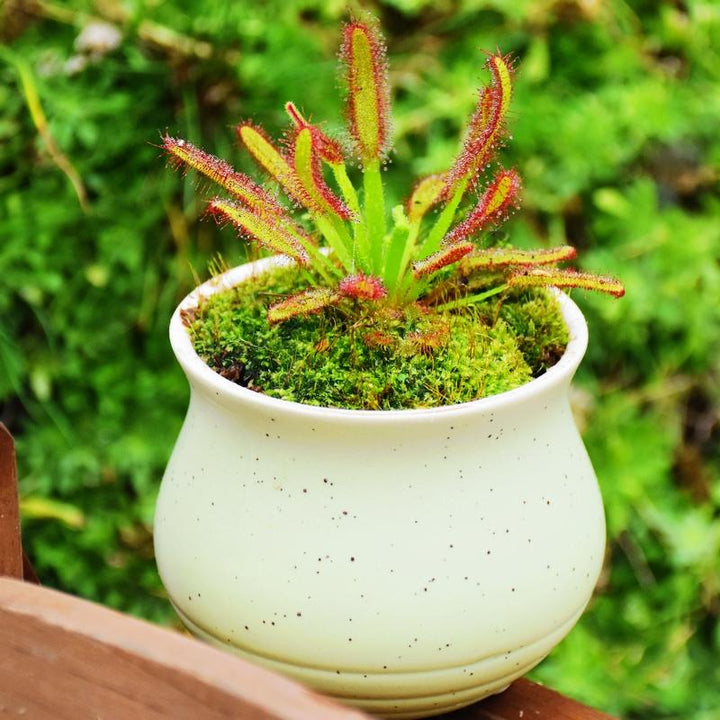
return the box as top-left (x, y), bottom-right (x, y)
top-left (175, 603), bottom-right (584, 718)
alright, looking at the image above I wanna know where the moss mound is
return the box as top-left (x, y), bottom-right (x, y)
top-left (187, 266), bottom-right (568, 410)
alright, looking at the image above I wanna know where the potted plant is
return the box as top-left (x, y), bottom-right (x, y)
top-left (154, 14), bottom-right (623, 718)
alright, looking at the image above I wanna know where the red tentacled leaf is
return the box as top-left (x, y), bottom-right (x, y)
top-left (236, 122), bottom-right (312, 209)
top-left (444, 168), bottom-right (521, 245)
top-left (285, 102), bottom-right (345, 166)
top-left (340, 16), bottom-right (392, 164)
top-left (443, 51), bottom-right (514, 198)
top-left (406, 321), bottom-right (450, 354)
top-left (162, 135), bottom-right (286, 218)
top-left (267, 287), bottom-right (341, 324)
top-left (461, 246), bottom-right (577, 272)
top-left (207, 198), bottom-right (310, 265)
top-left (291, 127), bottom-right (355, 220)
top-left (508, 268), bottom-right (626, 298)
top-left (339, 273), bottom-right (387, 300)
top-left (413, 242), bottom-right (475, 278)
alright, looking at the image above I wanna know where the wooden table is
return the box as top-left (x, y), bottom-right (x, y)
top-left (0, 424), bottom-right (614, 719)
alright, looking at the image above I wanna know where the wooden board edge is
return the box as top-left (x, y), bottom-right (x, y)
top-left (0, 423), bottom-right (23, 579)
top-left (0, 577), bottom-right (369, 720)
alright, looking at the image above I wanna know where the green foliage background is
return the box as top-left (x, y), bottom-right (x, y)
top-left (1, 0), bottom-right (718, 716)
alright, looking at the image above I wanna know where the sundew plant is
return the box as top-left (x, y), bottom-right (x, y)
top-left (163, 14), bottom-right (623, 334)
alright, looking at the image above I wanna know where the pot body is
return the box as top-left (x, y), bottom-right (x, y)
top-left (154, 259), bottom-right (606, 718)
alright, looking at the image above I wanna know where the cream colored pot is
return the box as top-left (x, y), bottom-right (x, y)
top-left (154, 257), bottom-right (605, 718)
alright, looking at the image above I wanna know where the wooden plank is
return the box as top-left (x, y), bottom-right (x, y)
top-left (447, 677), bottom-right (616, 720)
top-left (0, 577), bottom-right (370, 719)
top-left (0, 578), bottom-right (616, 719)
top-left (0, 423), bottom-right (23, 579)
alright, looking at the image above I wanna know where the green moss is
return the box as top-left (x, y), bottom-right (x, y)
top-left (499, 291), bottom-right (570, 375)
top-left (188, 266), bottom-right (568, 410)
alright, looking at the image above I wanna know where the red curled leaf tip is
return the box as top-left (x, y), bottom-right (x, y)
top-left (484, 50), bottom-right (515, 116)
top-left (285, 102), bottom-right (345, 166)
top-left (339, 273), bottom-right (387, 300)
top-left (285, 101), bottom-right (305, 127)
top-left (444, 50), bottom-right (513, 198)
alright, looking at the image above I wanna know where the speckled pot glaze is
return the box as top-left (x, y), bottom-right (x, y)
top-left (154, 257), bottom-right (606, 719)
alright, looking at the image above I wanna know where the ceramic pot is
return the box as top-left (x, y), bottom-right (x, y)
top-left (154, 257), bottom-right (606, 718)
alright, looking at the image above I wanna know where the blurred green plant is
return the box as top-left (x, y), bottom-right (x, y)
top-left (1, 0), bottom-right (719, 715)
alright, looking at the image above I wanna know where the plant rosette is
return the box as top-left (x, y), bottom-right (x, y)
top-left (153, 255), bottom-right (605, 718)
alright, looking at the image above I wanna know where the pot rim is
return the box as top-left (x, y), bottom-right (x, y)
top-left (169, 255), bottom-right (588, 421)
